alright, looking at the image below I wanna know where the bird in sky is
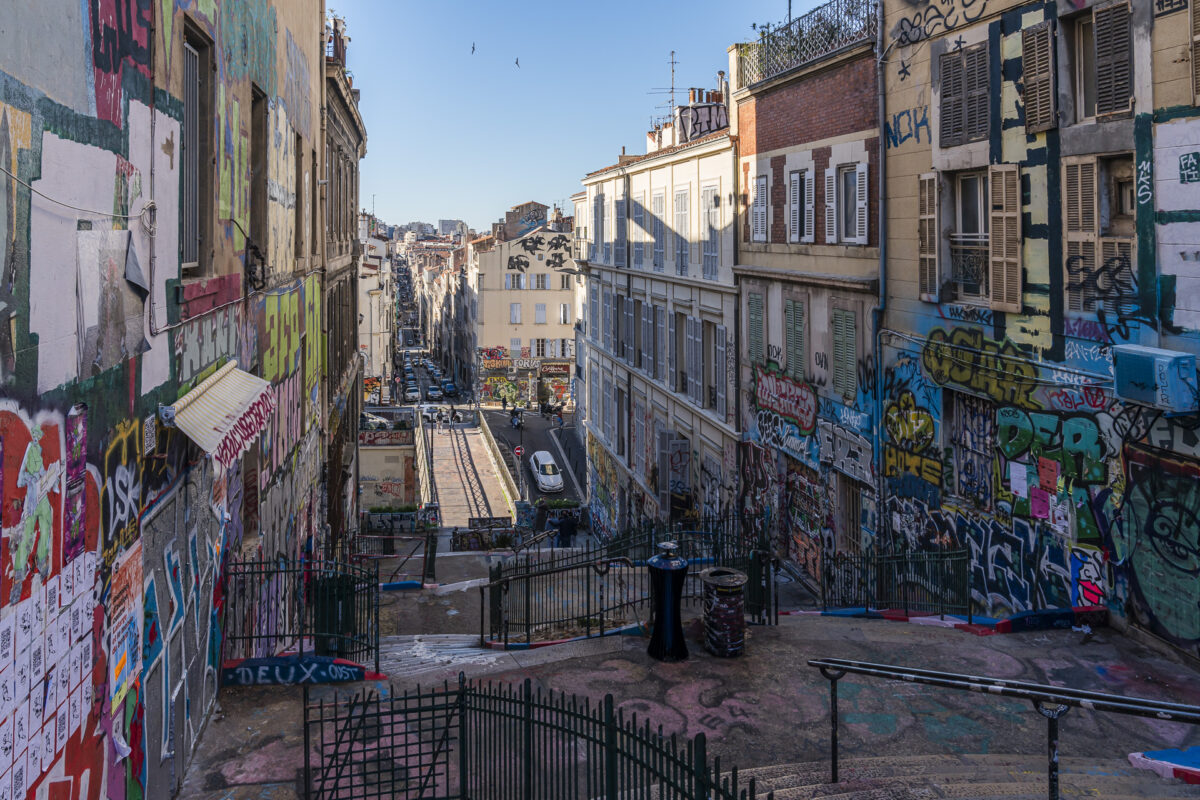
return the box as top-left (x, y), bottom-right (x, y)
top-left (514, 58), bottom-right (520, 68)
top-left (471, 42), bottom-right (475, 54)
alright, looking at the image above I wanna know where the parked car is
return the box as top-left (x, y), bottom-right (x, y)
top-left (418, 404), bottom-right (445, 423)
top-left (529, 451), bottom-right (564, 493)
top-left (442, 381), bottom-right (458, 397)
top-left (426, 386), bottom-right (443, 400)
top-left (359, 411), bottom-right (390, 430)
top-left (404, 386), bottom-right (420, 402)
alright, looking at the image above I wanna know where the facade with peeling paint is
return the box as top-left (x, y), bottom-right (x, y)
top-left (0, 2), bottom-right (363, 797)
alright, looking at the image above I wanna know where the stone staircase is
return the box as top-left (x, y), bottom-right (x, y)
top-left (730, 753), bottom-right (1194, 798)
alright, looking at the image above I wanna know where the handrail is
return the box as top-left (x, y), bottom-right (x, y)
top-left (808, 657), bottom-right (1200, 800)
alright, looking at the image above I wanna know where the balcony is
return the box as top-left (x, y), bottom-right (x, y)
top-left (735, 0), bottom-right (876, 89)
top-left (949, 233), bottom-right (989, 302)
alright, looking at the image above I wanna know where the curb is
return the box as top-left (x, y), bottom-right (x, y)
top-left (483, 622), bottom-right (646, 651)
top-left (777, 604), bottom-right (1107, 636)
top-left (1128, 748), bottom-right (1200, 784)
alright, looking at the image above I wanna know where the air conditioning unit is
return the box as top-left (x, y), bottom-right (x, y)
top-left (1112, 344), bottom-right (1198, 414)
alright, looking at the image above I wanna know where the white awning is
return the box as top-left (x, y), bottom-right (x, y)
top-left (166, 360), bottom-right (275, 473)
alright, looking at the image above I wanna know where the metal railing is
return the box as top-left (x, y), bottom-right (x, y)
top-left (809, 658), bottom-right (1200, 800)
top-left (820, 549), bottom-right (971, 621)
top-left (950, 232), bottom-right (989, 301)
top-left (223, 558), bottom-right (380, 674)
top-left (483, 515), bottom-right (775, 646)
top-left (736, 0), bottom-right (876, 88)
top-left (304, 675), bottom-right (774, 799)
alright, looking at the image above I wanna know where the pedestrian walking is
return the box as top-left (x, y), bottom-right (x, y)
top-left (501, 396), bottom-right (507, 411)
top-left (556, 411), bottom-right (564, 430)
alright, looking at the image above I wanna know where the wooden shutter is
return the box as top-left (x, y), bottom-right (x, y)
top-left (1064, 159), bottom-right (1098, 312)
top-left (753, 176), bottom-right (767, 241)
top-left (1094, 2), bottom-right (1132, 117)
top-left (748, 292), bottom-right (764, 365)
top-left (854, 162), bottom-right (869, 244)
top-left (1022, 22), bottom-right (1056, 133)
top-left (832, 307), bottom-right (857, 401)
top-left (989, 164), bottom-right (1022, 312)
top-left (1193, 0), bottom-right (1200, 103)
top-left (656, 306), bottom-right (666, 381)
top-left (615, 197), bottom-right (627, 266)
top-left (626, 298), bottom-right (637, 363)
top-left (593, 193), bottom-right (603, 261)
top-left (940, 50), bottom-right (965, 147)
top-left (803, 170), bottom-right (815, 242)
top-left (602, 289), bottom-right (612, 352)
top-left (715, 324), bottom-right (727, 420)
top-left (824, 169), bottom-right (837, 243)
top-left (667, 313), bottom-right (677, 390)
top-left (789, 172), bottom-right (801, 243)
top-left (1099, 238), bottom-right (1135, 315)
top-left (965, 44), bottom-right (990, 141)
top-left (918, 173), bottom-right (940, 301)
top-left (182, 42), bottom-right (200, 269)
top-left (684, 317), bottom-right (697, 402)
top-left (784, 299), bottom-right (805, 380)
top-left (652, 193), bottom-right (665, 271)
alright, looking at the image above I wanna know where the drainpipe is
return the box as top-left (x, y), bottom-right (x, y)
top-left (873, 1), bottom-right (890, 552)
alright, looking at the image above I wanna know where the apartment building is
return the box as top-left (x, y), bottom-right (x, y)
top-left (728, 0), bottom-right (881, 583)
top-left (878, 0), bottom-right (1200, 655)
top-left (467, 202), bottom-right (578, 407)
top-left (578, 95), bottom-right (739, 538)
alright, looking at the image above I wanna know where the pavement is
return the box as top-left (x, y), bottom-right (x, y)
top-left (482, 409), bottom-right (583, 503)
top-left (425, 424), bottom-right (509, 527)
top-left (181, 565), bottom-right (1200, 798)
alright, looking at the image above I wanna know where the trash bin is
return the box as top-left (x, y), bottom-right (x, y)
top-left (700, 567), bottom-right (748, 658)
top-left (647, 542), bottom-right (689, 662)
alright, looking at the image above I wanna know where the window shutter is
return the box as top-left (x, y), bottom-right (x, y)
top-left (625, 298), bottom-right (635, 363)
top-left (785, 299), bottom-right (805, 381)
top-left (1022, 22), bottom-right (1056, 133)
top-left (832, 308), bottom-right (857, 401)
top-left (1098, 238), bottom-right (1135, 316)
top-left (789, 172), bottom-right (801, 243)
top-left (965, 44), bottom-right (990, 141)
top-left (989, 164), bottom-right (1022, 312)
top-left (824, 169), bottom-right (837, 244)
top-left (1094, 2), bottom-right (1133, 117)
top-left (803, 171), bottom-right (815, 242)
top-left (589, 282), bottom-right (600, 340)
top-left (715, 324), bottom-right (727, 420)
top-left (1193, 0), bottom-right (1200, 104)
top-left (602, 289), bottom-right (613, 352)
top-left (748, 292), bottom-right (764, 365)
top-left (615, 197), bottom-right (627, 266)
top-left (940, 51), bottom-right (965, 147)
top-left (656, 307), bottom-right (666, 381)
top-left (753, 176), bottom-right (767, 242)
top-left (652, 193), bottom-right (665, 271)
top-left (667, 313), bottom-right (677, 390)
top-left (684, 317), bottom-right (695, 401)
top-left (1064, 159), bottom-right (1098, 312)
top-left (182, 43), bottom-right (199, 268)
top-left (632, 197), bottom-right (644, 269)
top-left (592, 193), bottom-right (603, 261)
top-left (854, 162), bottom-right (869, 244)
top-left (918, 173), bottom-right (940, 300)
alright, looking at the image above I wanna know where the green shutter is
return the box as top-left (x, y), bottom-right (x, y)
top-left (785, 299), bottom-right (805, 380)
top-left (832, 308), bottom-right (857, 400)
top-left (748, 292), bottom-right (764, 365)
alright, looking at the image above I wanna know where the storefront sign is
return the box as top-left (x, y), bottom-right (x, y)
top-left (482, 359), bottom-right (511, 369)
top-left (540, 362), bottom-right (570, 376)
top-left (513, 358), bottom-right (540, 369)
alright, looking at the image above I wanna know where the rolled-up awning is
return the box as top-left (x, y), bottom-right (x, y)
top-left (165, 360), bottom-right (276, 473)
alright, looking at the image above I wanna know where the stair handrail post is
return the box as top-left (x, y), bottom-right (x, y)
top-left (1034, 700), bottom-right (1070, 800)
top-left (692, 731), bottom-right (709, 799)
top-left (819, 665), bottom-right (847, 783)
top-left (458, 672), bottom-right (469, 797)
top-left (604, 694), bottom-right (618, 800)
top-left (523, 677), bottom-right (534, 800)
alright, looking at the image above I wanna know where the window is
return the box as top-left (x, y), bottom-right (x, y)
top-left (1023, 22), bottom-right (1056, 133)
top-left (655, 306), bottom-right (667, 383)
top-left (1075, 3), bottom-right (1132, 121)
top-left (589, 281), bottom-right (600, 340)
top-left (510, 337), bottom-right (521, 355)
top-left (835, 475), bottom-right (864, 556)
top-left (989, 164), bottom-right (1021, 311)
top-left (674, 188), bottom-right (689, 275)
top-left (181, 26), bottom-right (213, 276)
top-left (615, 197), bottom-right (627, 267)
top-left (748, 292), bottom-right (765, 365)
top-left (561, 274), bottom-right (572, 289)
top-left (535, 303), bottom-right (546, 324)
top-left (640, 303), bottom-right (655, 375)
top-left (789, 170), bottom-right (814, 243)
top-left (839, 167), bottom-right (857, 243)
top-left (603, 195), bottom-right (613, 264)
top-left (295, 133), bottom-right (305, 257)
top-left (1064, 155), bottom-right (1135, 314)
top-left (831, 306), bottom-right (857, 401)
top-left (918, 173), bottom-right (939, 300)
top-left (632, 194), bottom-right (645, 269)
top-left (940, 43), bottom-right (989, 146)
top-left (250, 85), bottom-right (268, 257)
top-left (592, 192), bottom-right (604, 261)
top-left (752, 175), bottom-right (767, 242)
top-left (535, 338), bottom-right (546, 357)
top-left (784, 298), bottom-right (806, 380)
top-left (311, 150), bottom-right (319, 256)
top-left (950, 171), bottom-right (990, 301)
top-left (702, 185), bottom-right (719, 280)
top-left (825, 164), bottom-right (868, 245)
top-left (509, 303), bottom-right (522, 324)
top-left (1193, 1), bottom-right (1200, 103)
top-left (559, 303), bottom-right (570, 324)
top-left (535, 274), bottom-right (548, 290)
top-left (947, 390), bottom-right (994, 510)
top-left (684, 316), bottom-right (704, 405)
top-left (589, 363), bottom-right (601, 430)
top-left (714, 324), bottom-right (727, 419)
top-left (651, 192), bottom-right (665, 271)
top-left (602, 289), bottom-right (613, 353)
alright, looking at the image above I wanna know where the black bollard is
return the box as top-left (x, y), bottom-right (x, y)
top-left (647, 541), bottom-right (688, 662)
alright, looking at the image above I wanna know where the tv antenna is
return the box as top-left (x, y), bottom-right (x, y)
top-left (646, 50), bottom-right (680, 125)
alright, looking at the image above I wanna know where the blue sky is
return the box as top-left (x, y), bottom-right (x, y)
top-left (336, 0), bottom-right (807, 231)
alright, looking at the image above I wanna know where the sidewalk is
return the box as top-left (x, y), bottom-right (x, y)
top-left (550, 418), bottom-right (587, 494)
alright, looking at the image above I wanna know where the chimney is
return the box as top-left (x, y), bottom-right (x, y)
top-left (688, 88), bottom-right (697, 104)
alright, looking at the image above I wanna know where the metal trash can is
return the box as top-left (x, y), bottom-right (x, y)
top-left (647, 542), bottom-right (689, 662)
top-left (700, 567), bottom-right (748, 657)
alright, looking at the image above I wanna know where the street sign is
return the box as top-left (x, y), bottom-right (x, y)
top-left (514, 445), bottom-right (524, 458)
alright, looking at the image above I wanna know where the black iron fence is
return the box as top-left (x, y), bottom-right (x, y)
top-left (820, 549), bottom-right (971, 621)
top-left (809, 658), bottom-right (1200, 800)
top-left (304, 676), bottom-right (774, 800)
top-left (483, 515), bottom-right (775, 646)
top-left (224, 558), bottom-right (380, 673)
top-left (735, 0), bottom-right (876, 88)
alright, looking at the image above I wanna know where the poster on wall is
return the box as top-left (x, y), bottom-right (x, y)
top-left (108, 540), bottom-right (143, 714)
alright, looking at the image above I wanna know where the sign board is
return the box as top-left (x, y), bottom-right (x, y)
top-left (540, 362), bottom-right (570, 376)
top-left (467, 516), bottom-right (513, 529)
top-left (514, 445), bottom-right (524, 458)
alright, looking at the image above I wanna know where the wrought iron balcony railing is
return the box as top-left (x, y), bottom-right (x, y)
top-left (949, 232), bottom-right (989, 302)
top-left (736, 0), bottom-right (877, 88)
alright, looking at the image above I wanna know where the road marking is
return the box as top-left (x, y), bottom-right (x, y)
top-left (548, 426), bottom-right (584, 499)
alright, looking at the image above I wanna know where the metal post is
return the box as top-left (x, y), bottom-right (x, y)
top-left (458, 673), bottom-right (468, 798)
top-left (524, 678), bottom-right (534, 800)
top-left (692, 731), bottom-right (709, 798)
top-left (373, 561), bottom-right (380, 674)
top-left (604, 694), bottom-right (618, 800)
top-left (820, 667), bottom-right (846, 783)
top-left (1034, 701), bottom-right (1069, 800)
top-left (525, 575), bottom-right (532, 644)
top-left (302, 685), bottom-right (312, 800)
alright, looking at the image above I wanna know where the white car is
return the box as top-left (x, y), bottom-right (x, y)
top-left (529, 451), bottom-right (564, 493)
top-left (426, 386), bottom-right (443, 400)
top-left (404, 387), bottom-right (420, 402)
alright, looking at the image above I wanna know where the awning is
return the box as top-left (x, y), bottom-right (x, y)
top-left (165, 360), bottom-right (276, 473)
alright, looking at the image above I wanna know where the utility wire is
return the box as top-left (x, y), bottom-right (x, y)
top-left (0, 164), bottom-right (156, 234)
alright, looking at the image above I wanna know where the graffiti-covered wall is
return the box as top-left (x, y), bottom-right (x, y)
top-left (881, 0), bottom-right (1200, 656)
top-left (0, 0), bottom-right (329, 797)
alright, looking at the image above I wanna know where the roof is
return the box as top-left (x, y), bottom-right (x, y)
top-left (584, 130), bottom-right (732, 178)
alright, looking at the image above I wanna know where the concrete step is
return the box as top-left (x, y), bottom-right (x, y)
top-left (728, 754), bottom-right (1193, 799)
top-left (377, 633), bottom-right (501, 679)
